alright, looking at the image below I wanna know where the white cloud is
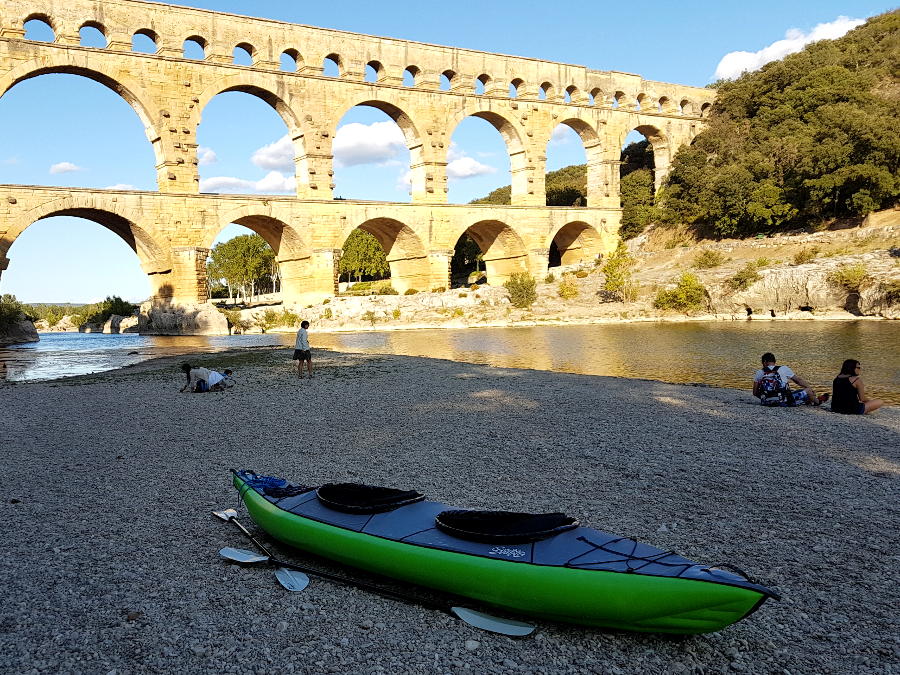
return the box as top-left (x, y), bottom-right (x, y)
top-left (549, 125), bottom-right (575, 145)
top-left (714, 16), bottom-right (865, 80)
top-left (396, 170), bottom-right (413, 191)
top-left (251, 136), bottom-right (294, 172)
top-left (200, 171), bottom-right (295, 194)
top-left (333, 121), bottom-right (406, 168)
top-left (447, 156), bottom-right (497, 179)
top-left (49, 161), bottom-right (83, 174)
top-left (197, 146), bottom-right (218, 166)
top-left (2, 156), bottom-right (20, 165)
top-left (103, 183), bottom-right (136, 190)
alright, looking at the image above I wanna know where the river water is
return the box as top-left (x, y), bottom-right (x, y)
top-left (2, 321), bottom-right (898, 403)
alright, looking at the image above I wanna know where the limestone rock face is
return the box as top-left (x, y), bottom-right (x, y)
top-left (0, 316), bottom-right (39, 346)
top-left (709, 266), bottom-right (845, 315)
top-left (138, 301), bottom-right (229, 335)
top-left (103, 314), bottom-right (139, 334)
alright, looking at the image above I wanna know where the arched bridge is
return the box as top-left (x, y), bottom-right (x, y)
top-left (0, 0), bottom-right (716, 305)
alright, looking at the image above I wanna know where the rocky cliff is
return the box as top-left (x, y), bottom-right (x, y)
top-left (0, 316), bottom-right (39, 346)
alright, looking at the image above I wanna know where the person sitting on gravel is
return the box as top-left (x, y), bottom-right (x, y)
top-left (831, 359), bottom-right (884, 415)
top-left (179, 363), bottom-right (226, 393)
top-left (210, 369), bottom-right (235, 392)
top-left (753, 352), bottom-right (826, 407)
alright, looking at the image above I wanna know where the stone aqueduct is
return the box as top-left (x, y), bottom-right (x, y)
top-left (0, 0), bottom-right (715, 306)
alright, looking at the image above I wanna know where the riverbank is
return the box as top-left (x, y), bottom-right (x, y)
top-left (1, 348), bottom-right (897, 673)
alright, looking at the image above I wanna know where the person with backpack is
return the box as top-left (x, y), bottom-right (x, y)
top-left (752, 352), bottom-right (827, 407)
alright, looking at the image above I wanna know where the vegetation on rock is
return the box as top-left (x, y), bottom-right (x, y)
top-left (504, 272), bottom-right (537, 308)
top-left (653, 273), bottom-right (709, 312)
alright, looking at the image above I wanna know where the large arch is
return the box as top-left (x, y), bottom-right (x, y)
top-left (446, 109), bottom-right (526, 203)
top-left (0, 198), bottom-right (171, 298)
top-left (336, 217), bottom-right (429, 293)
top-left (193, 73), bottom-right (310, 195)
top-left (619, 123), bottom-right (671, 191)
top-left (452, 219), bottom-right (528, 286)
top-left (204, 208), bottom-right (308, 303)
top-left (547, 221), bottom-right (602, 267)
top-left (329, 98), bottom-right (422, 202)
top-left (545, 117), bottom-right (603, 206)
top-left (0, 58), bottom-right (164, 173)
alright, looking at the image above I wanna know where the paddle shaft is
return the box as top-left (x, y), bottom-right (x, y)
top-left (223, 514), bottom-right (448, 614)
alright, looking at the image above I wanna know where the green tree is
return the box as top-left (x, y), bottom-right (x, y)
top-left (600, 242), bottom-right (637, 301)
top-left (207, 234), bottom-right (276, 302)
top-left (338, 229), bottom-right (389, 283)
top-left (619, 169), bottom-right (656, 239)
top-left (451, 235), bottom-right (483, 278)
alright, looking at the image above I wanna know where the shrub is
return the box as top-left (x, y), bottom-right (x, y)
top-left (792, 247), bottom-right (820, 265)
top-left (0, 294), bottom-right (25, 331)
top-left (322, 298), bottom-right (330, 304)
top-left (431, 286), bottom-right (446, 293)
top-left (403, 288), bottom-right (418, 295)
top-left (451, 308), bottom-right (464, 318)
top-left (828, 264), bottom-right (870, 291)
top-left (362, 310), bottom-right (377, 325)
top-left (322, 308), bottom-right (333, 320)
top-left (693, 250), bottom-right (725, 269)
top-left (392, 309), bottom-right (401, 320)
top-left (218, 307), bottom-right (251, 332)
top-left (469, 283), bottom-right (480, 291)
top-left (574, 270), bottom-right (589, 279)
top-left (557, 278), bottom-right (579, 299)
top-left (726, 262), bottom-right (762, 291)
top-left (754, 257), bottom-right (772, 268)
top-left (278, 309), bottom-right (300, 327)
top-left (503, 272), bottom-right (537, 309)
top-left (255, 309), bottom-right (280, 333)
top-left (653, 273), bottom-right (709, 312)
top-left (544, 272), bottom-right (556, 284)
top-left (601, 242), bottom-right (637, 302)
top-left (458, 292), bottom-right (468, 298)
top-left (378, 285), bottom-right (398, 295)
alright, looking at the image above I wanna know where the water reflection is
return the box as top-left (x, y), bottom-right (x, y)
top-left (2, 322), bottom-right (898, 404)
top-left (314, 322), bottom-right (900, 404)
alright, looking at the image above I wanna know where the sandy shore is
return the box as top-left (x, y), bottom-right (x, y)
top-left (1, 347), bottom-right (898, 674)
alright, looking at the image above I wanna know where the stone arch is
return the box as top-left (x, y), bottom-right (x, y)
top-left (447, 108), bottom-right (526, 202)
top-left (453, 219), bottom-right (528, 286)
top-left (233, 42), bottom-right (256, 66)
top-left (338, 217), bottom-right (430, 293)
top-left (700, 102), bottom-right (712, 118)
top-left (564, 85), bottom-right (581, 103)
top-left (441, 69), bottom-right (457, 90)
top-left (1, 197), bottom-right (171, 297)
top-left (679, 98), bottom-right (694, 115)
top-left (204, 209), bottom-right (307, 302)
top-left (539, 81), bottom-right (555, 100)
top-left (331, 97), bottom-right (423, 198)
top-left (510, 78), bottom-right (524, 98)
top-left (133, 28), bottom-right (159, 52)
top-left (323, 53), bottom-right (344, 76)
top-left (182, 34), bottom-right (207, 58)
top-left (0, 57), bottom-right (164, 171)
top-left (547, 221), bottom-right (602, 267)
top-left (475, 73), bottom-right (491, 94)
top-left (22, 13), bottom-right (56, 36)
top-left (546, 117), bottom-right (602, 206)
top-left (404, 65), bottom-right (420, 86)
top-left (281, 48), bottom-right (302, 72)
top-left (589, 87), bottom-right (603, 106)
top-left (365, 60), bottom-right (385, 82)
top-left (78, 20), bottom-right (107, 45)
top-left (620, 123), bottom-right (670, 191)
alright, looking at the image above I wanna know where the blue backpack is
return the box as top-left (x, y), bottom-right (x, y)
top-left (758, 366), bottom-right (793, 406)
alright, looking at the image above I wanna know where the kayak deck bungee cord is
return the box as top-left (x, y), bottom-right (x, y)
top-left (232, 470), bottom-right (779, 634)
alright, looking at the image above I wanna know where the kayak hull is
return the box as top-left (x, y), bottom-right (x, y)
top-left (234, 473), bottom-right (774, 634)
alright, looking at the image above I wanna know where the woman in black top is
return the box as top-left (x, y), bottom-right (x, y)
top-left (832, 359), bottom-right (884, 414)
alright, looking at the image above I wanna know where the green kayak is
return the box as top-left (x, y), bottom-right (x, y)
top-left (233, 470), bottom-right (779, 634)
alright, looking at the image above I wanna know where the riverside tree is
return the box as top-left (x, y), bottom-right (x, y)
top-left (207, 234), bottom-right (276, 303)
top-left (338, 229), bottom-right (389, 283)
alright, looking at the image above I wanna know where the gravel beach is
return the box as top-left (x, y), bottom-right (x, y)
top-left (1, 347), bottom-right (898, 674)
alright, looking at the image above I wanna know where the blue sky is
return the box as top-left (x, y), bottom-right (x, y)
top-left (0, 1), bottom-right (892, 303)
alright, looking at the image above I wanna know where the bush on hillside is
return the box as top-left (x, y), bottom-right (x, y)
top-left (653, 273), bottom-right (709, 312)
top-left (827, 263), bottom-right (870, 291)
top-left (504, 272), bottom-right (537, 308)
top-left (693, 250), bottom-right (726, 269)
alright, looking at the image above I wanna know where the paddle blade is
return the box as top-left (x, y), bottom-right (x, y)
top-left (450, 607), bottom-right (535, 637)
top-left (275, 567), bottom-right (310, 592)
top-left (219, 547), bottom-right (269, 564)
top-left (212, 508), bottom-right (238, 521)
